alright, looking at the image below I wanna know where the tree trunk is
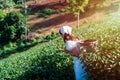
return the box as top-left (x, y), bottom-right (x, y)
top-left (77, 11), bottom-right (80, 27)
top-left (24, 0), bottom-right (28, 40)
top-left (24, 0), bottom-right (27, 16)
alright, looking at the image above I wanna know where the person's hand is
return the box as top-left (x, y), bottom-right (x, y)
top-left (59, 49), bottom-right (64, 52)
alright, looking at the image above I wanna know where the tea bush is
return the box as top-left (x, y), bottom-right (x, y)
top-left (37, 8), bottom-right (59, 18)
top-left (0, 32), bottom-right (59, 59)
top-left (0, 36), bottom-right (74, 80)
top-left (74, 12), bottom-right (120, 80)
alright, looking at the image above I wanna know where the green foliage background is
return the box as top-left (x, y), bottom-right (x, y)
top-left (0, 0), bottom-right (15, 9)
top-left (0, 0), bottom-right (120, 80)
top-left (0, 11), bottom-right (120, 80)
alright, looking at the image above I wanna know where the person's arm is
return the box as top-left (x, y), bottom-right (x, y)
top-left (60, 42), bottom-right (81, 57)
top-left (60, 47), bottom-right (77, 56)
top-left (63, 47), bottom-right (72, 55)
top-left (63, 47), bottom-right (80, 57)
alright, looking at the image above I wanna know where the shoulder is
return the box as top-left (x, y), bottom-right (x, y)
top-left (66, 41), bottom-right (78, 47)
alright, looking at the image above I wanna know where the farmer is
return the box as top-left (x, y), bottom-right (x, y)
top-left (59, 26), bottom-right (87, 80)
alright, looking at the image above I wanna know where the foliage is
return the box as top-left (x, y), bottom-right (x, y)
top-left (45, 32), bottom-right (59, 40)
top-left (37, 8), bottom-right (59, 18)
top-left (0, 25), bottom-right (16, 43)
top-left (0, 32), bottom-right (59, 59)
top-left (5, 11), bottom-right (24, 25)
top-left (0, 0), bottom-right (15, 9)
top-left (74, 12), bottom-right (120, 80)
top-left (68, 0), bottom-right (89, 16)
top-left (0, 11), bottom-right (29, 43)
top-left (0, 32), bottom-right (75, 80)
top-left (0, 0), bottom-right (30, 10)
top-left (0, 10), bottom-right (5, 21)
top-left (13, 0), bottom-right (30, 4)
top-left (0, 8), bottom-right (120, 80)
top-left (67, 0), bottom-right (89, 27)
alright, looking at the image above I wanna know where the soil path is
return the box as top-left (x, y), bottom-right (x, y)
top-left (26, 0), bottom-right (120, 38)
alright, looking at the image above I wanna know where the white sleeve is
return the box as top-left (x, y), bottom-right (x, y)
top-left (65, 41), bottom-right (78, 51)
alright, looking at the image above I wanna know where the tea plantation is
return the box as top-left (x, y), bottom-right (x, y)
top-left (0, 11), bottom-right (120, 80)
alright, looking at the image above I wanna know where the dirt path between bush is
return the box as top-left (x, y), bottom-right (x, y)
top-left (26, 0), bottom-right (120, 39)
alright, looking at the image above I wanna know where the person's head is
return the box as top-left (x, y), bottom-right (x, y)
top-left (59, 26), bottom-right (79, 42)
top-left (59, 26), bottom-right (72, 36)
top-left (59, 26), bottom-right (72, 41)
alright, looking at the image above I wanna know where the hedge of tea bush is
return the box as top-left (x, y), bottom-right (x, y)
top-left (0, 35), bottom-right (75, 80)
top-left (74, 12), bottom-right (120, 80)
top-left (0, 32), bottom-right (59, 59)
top-left (37, 8), bottom-right (59, 18)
